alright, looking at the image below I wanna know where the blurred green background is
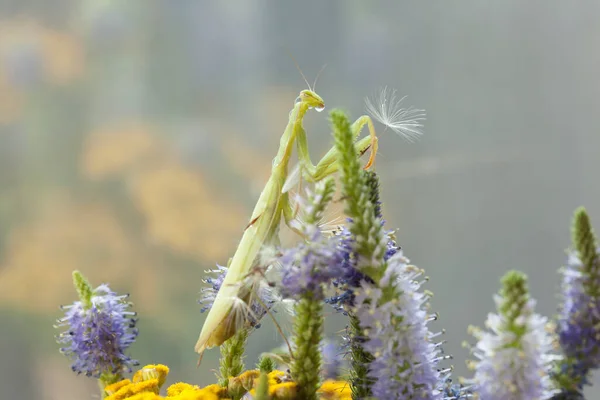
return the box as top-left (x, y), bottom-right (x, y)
top-left (0, 1), bottom-right (599, 398)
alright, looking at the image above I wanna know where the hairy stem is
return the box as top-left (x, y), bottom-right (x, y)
top-left (291, 294), bottom-right (323, 400)
top-left (219, 328), bottom-right (249, 387)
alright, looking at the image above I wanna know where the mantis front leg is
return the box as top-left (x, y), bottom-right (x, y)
top-left (282, 115), bottom-right (379, 232)
top-left (297, 115), bottom-right (379, 182)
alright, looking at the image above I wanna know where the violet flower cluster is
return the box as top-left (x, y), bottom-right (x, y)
top-left (555, 207), bottom-right (600, 396)
top-left (557, 252), bottom-right (600, 385)
top-left (55, 271), bottom-right (139, 380)
top-left (277, 224), bottom-right (347, 300)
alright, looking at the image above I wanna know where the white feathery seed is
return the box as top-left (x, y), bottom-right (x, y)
top-left (365, 86), bottom-right (426, 142)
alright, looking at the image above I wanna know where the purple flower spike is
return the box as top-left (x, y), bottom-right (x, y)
top-left (467, 271), bottom-right (559, 400)
top-left (56, 283), bottom-right (139, 378)
top-left (557, 250), bottom-right (600, 387)
top-left (353, 253), bottom-right (446, 399)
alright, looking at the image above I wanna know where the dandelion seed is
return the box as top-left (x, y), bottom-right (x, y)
top-left (365, 86), bottom-right (426, 142)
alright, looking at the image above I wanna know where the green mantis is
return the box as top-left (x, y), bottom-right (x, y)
top-left (194, 88), bottom-right (382, 357)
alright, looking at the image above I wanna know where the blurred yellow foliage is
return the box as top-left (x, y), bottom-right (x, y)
top-left (0, 75), bottom-right (24, 123)
top-left (38, 29), bottom-right (84, 85)
top-left (220, 136), bottom-right (271, 186)
top-left (81, 122), bottom-right (169, 180)
top-left (130, 161), bottom-right (246, 262)
top-left (0, 17), bottom-right (84, 88)
top-left (218, 86), bottom-right (301, 186)
top-left (0, 17), bottom-right (83, 124)
top-left (0, 198), bottom-right (161, 314)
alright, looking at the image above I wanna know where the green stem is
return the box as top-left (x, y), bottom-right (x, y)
top-left (98, 372), bottom-right (121, 399)
top-left (254, 372), bottom-right (270, 400)
top-left (291, 293), bottom-right (323, 400)
top-left (219, 328), bottom-right (249, 387)
top-left (348, 314), bottom-right (374, 399)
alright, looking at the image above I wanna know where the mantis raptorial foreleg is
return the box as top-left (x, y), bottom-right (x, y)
top-left (280, 115), bottom-right (378, 232)
top-left (297, 115), bottom-right (379, 182)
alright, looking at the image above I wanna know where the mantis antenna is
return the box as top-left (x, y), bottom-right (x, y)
top-left (286, 50), bottom-right (327, 93)
top-left (312, 63), bottom-right (328, 91)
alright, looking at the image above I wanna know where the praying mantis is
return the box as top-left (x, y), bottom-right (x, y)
top-left (194, 81), bottom-right (424, 358)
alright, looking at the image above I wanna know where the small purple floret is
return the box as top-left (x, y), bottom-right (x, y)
top-left (198, 264), bottom-right (275, 328)
top-left (326, 224), bottom-right (400, 309)
top-left (278, 226), bottom-right (347, 300)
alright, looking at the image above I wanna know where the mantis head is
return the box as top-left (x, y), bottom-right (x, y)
top-left (296, 90), bottom-right (325, 112)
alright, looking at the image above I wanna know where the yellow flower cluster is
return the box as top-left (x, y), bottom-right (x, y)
top-left (104, 364), bottom-right (220, 400)
top-left (104, 365), bottom-right (351, 400)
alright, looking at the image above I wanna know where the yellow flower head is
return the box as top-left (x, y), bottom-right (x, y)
top-left (318, 380), bottom-right (352, 400)
top-left (175, 388), bottom-right (220, 400)
top-left (126, 393), bottom-right (163, 400)
top-left (105, 379), bottom-right (160, 400)
top-left (105, 384), bottom-right (134, 400)
top-left (133, 364), bottom-right (170, 389)
top-left (131, 379), bottom-right (160, 395)
top-left (105, 379), bottom-right (132, 396)
top-left (269, 382), bottom-right (297, 400)
top-left (198, 384), bottom-right (227, 397)
top-left (266, 370), bottom-right (288, 384)
top-left (237, 369), bottom-right (261, 391)
top-left (167, 382), bottom-right (199, 397)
